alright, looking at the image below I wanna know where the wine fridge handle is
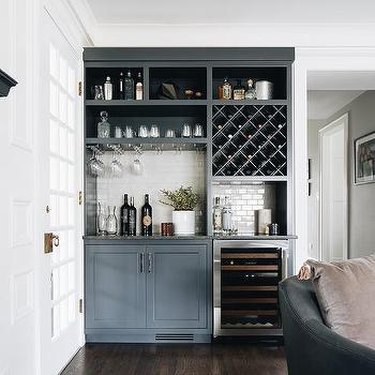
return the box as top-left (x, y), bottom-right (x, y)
top-left (148, 253), bottom-right (152, 273)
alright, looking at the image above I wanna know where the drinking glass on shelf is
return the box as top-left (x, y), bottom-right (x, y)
top-left (114, 126), bottom-right (123, 138)
top-left (138, 125), bottom-right (148, 138)
top-left (124, 126), bottom-right (133, 138)
top-left (182, 123), bottom-right (192, 138)
top-left (193, 123), bottom-right (203, 137)
top-left (106, 206), bottom-right (118, 235)
top-left (165, 129), bottom-right (175, 138)
top-left (94, 85), bottom-right (104, 100)
top-left (149, 124), bottom-right (160, 138)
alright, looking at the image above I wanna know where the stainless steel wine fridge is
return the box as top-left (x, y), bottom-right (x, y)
top-left (213, 240), bottom-right (289, 337)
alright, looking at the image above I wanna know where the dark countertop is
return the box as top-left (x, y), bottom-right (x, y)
top-left (84, 234), bottom-right (297, 242)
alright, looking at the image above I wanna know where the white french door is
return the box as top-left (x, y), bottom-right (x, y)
top-left (38, 10), bottom-right (83, 375)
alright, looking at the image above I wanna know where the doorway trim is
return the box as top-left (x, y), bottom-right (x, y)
top-left (293, 47), bottom-right (375, 270)
top-left (318, 113), bottom-right (348, 261)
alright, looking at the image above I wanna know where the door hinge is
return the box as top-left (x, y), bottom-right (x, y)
top-left (78, 81), bottom-right (82, 96)
top-left (78, 191), bottom-right (83, 205)
top-left (79, 298), bottom-right (83, 314)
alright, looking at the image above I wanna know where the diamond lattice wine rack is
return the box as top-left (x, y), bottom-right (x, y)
top-left (212, 105), bottom-right (287, 177)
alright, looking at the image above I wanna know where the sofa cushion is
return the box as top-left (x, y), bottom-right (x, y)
top-left (305, 255), bottom-right (375, 350)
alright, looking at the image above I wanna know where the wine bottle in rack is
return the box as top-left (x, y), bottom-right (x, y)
top-left (128, 197), bottom-right (137, 236)
top-left (141, 194), bottom-right (152, 236)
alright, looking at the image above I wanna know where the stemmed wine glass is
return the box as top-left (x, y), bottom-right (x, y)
top-left (88, 149), bottom-right (105, 177)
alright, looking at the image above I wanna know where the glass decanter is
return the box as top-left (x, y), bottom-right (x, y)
top-left (106, 205), bottom-right (118, 236)
top-left (97, 110), bottom-right (111, 138)
top-left (97, 202), bottom-right (106, 236)
top-left (245, 79), bottom-right (256, 100)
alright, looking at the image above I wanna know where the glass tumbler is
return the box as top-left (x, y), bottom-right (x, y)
top-left (193, 123), bottom-right (203, 137)
top-left (182, 123), bottom-right (192, 138)
top-left (149, 124), bottom-right (160, 138)
top-left (138, 125), bottom-right (149, 138)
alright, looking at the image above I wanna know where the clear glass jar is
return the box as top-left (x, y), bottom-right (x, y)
top-left (98, 111), bottom-right (110, 138)
top-left (106, 206), bottom-right (118, 235)
top-left (97, 202), bottom-right (107, 235)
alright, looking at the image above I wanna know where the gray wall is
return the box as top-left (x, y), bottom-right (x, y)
top-left (308, 91), bottom-right (375, 259)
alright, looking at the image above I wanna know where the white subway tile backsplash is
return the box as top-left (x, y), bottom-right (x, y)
top-left (212, 183), bottom-right (276, 235)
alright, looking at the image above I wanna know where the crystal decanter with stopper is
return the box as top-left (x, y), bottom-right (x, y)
top-left (97, 110), bottom-right (110, 138)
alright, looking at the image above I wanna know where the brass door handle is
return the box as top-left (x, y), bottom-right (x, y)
top-left (44, 233), bottom-right (60, 254)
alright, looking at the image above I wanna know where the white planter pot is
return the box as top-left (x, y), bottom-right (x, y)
top-left (172, 210), bottom-right (195, 236)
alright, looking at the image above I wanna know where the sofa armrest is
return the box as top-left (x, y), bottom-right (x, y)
top-left (280, 281), bottom-right (375, 375)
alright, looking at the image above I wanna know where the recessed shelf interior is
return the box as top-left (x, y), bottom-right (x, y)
top-left (85, 67), bottom-right (144, 100)
top-left (149, 67), bottom-right (207, 100)
top-left (212, 67), bottom-right (287, 100)
top-left (86, 105), bottom-right (207, 138)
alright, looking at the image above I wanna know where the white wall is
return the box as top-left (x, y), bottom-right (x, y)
top-left (308, 91), bottom-right (375, 259)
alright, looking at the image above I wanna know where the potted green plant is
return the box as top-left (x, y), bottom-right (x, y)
top-left (160, 186), bottom-right (199, 235)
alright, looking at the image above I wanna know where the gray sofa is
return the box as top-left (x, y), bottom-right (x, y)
top-left (279, 276), bottom-right (375, 375)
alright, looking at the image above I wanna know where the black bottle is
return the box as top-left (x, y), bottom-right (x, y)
top-left (119, 72), bottom-right (125, 100)
top-left (141, 194), bottom-right (152, 236)
top-left (124, 70), bottom-right (134, 100)
top-left (128, 197), bottom-right (137, 236)
top-left (120, 194), bottom-right (130, 235)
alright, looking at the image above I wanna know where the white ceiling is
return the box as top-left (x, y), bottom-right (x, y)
top-left (307, 71), bottom-right (375, 120)
top-left (307, 91), bottom-right (364, 120)
top-left (307, 71), bottom-right (375, 91)
top-left (85, 0), bottom-right (375, 24)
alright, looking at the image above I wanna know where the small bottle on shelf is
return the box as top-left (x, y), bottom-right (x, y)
top-left (141, 194), bottom-right (152, 236)
top-left (120, 194), bottom-right (130, 235)
top-left (222, 77), bottom-right (232, 100)
top-left (104, 76), bottom-right (113, 100)
top-left (124, 70), bottom-right (134, 100)
top-left (222, 196), bottom-right (232, 234)
top-left (128, 197), bottom-right (137, 236)
top-left (212, 196), bottom-right (223, 235)
top-left (135, 72), bottom-right (143, 100)
top-left (233, 79), bottom-right (245, 100)
top-left (118, 72), bottom-right (125, 100)
top-left (245, 79), bottom-right (256, 100)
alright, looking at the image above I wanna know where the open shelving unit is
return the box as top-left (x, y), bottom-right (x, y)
top-left (83, 48), bottom-right (294, 237)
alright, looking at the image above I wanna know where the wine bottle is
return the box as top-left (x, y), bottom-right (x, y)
top-left (124, 70), bottom-right (134, 100)
top-left (135, 72), bottom-right (143, 100)
top-left (120, 194), bottom-right (130, 235)
top-left (119, 72), bottom-right (125, 100)
top-left (128, 197), bottom-right (137, 236)
top-left (141, 194), bottom-right (152, 236)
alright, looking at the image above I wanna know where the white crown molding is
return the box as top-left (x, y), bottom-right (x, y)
top-left (44, 0), bottom-right (94, 51)
top-left (84, 22), bottom-right (375, 47)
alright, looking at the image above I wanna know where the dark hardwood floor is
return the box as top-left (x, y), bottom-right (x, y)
top-left (61, 343), bottom-right (287, 375)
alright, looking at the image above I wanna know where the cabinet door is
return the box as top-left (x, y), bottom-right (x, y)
top-left (85, 245), bottom-right (146, 329)
top-left (146, 244), bottom-right (208, 329)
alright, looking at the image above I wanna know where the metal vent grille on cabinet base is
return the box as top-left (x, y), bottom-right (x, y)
top-left (155, 334), bottom-right (194, 341)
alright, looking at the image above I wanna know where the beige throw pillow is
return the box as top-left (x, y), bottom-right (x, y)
top-left (305, 255), bottom-right (375, 350)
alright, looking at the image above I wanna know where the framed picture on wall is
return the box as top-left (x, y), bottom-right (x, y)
top-left (354, 131), bottom-right (375, 184)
